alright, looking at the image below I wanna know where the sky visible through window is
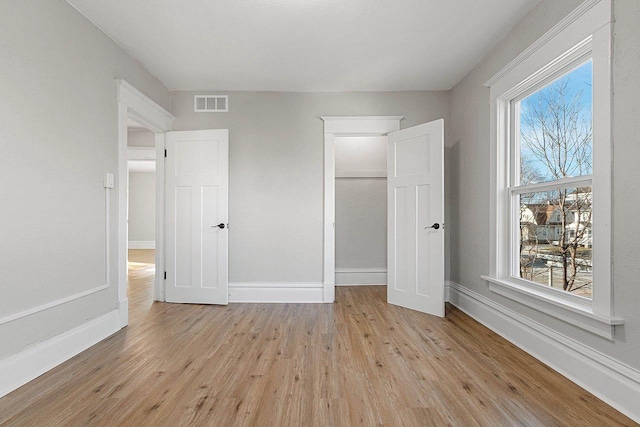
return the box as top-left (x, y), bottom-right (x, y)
top-left (519, 60), bottom-right (593, 186)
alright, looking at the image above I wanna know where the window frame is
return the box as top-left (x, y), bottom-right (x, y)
top-left (482, 0), bottom-right (622, 340)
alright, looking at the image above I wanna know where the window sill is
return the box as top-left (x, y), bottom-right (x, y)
top-left (481, 275), bottom-right (623, 340)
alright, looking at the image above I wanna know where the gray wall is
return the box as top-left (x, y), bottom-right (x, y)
top-left (448, 0), bottom-right (640, 370)
top-left (335, 178), bottom-right (387, 269)
top-left (127, 129), bottom-right (156, 147)
top-left (128, 172), bottom-right (156, 242)
top-left (170, 91), bottom-right (449, 283)
top-left (0, 0), bottom-right (169, 359)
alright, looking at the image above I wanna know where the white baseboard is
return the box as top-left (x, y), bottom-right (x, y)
top-left (229, 282), bottom-right (324, 303)
top-left (0, 310), bottom-right (120, 399)
top-left (447, 281), bottom-right (640, 423)
top-left (118, 298), bottom-right (129, 328)
top-left (336, 283), bottom-right (386, 287)
top-left (335, 268), bottom-right (387, 285)
top-left (128, 241), bottom-right (155, 249)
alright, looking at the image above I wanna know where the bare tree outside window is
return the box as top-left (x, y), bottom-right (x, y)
top-left (517, 61), bottom-right (593, 297)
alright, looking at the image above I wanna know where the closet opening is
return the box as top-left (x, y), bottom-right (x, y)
top-left (334, 136), bottom-right (388, 287)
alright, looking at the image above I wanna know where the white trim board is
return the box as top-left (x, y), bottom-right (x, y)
top-left (0, 310), bottom-right (120, 399)
top-left (117, 79), bottom-right (174, 326)
top-left (447, 281), bottom-right (640, 423)
top-left (335, 268), bottom-right (387, 285)
top-left (335, 170), bottom-right (386, 178)
top-left (484, 0), bottom-right (605, 88)
top-left (228, 283), bottom-right (324, 303)
top-left (322, 116), bottom-right (403, 304)
top-left (335, 283), bottom-right (386, 287)
top-left (128, 241), bottom-right (156, 250)
top-left (128, 160), bottom-right (156, 172)
top-left (117, 80), bottom-right (174, 130)
top-left (128, 148), bottom-right (156, 172)
top-left (483, 275), bottom-right (621, 340)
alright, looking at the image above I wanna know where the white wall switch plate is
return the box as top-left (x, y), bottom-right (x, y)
top-left (103, 173), bottom-right (115, 189)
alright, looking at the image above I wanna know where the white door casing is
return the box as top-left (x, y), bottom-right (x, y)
top-left (387, 119), bottom-right (444, 316)
top-left (117, 79), bottom-right (174, 327)
top-left (322, 116), bottom-right (403, 302)
top-left (165, 130), bottom-right (229, 304)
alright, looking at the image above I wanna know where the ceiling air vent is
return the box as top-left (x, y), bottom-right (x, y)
top-left (194, 95), bottom-right (228, 112)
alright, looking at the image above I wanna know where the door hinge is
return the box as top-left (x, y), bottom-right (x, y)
top-left (164, 149), bottom-right (167, 158)
top-left (164, 271), bottom-right (167, 280)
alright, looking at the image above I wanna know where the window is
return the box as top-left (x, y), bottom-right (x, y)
top-left (514, 61), bottom-right (593, 299)
top-left (483, 0), bottom-right (622, 339)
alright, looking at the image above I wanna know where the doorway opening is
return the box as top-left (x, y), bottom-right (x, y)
top-left (126, 122), bottom-right (157, 318)
top-left (334, 135), bottom-right (388, 287)
top-left (116, 79), bottom-right (174, 328)
top-left (321, 116), bottom-right (403, 303)
top-left (322, 117), bottom-right (445, 317)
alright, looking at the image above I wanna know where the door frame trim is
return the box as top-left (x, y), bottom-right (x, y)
top-left (320, 116), bottom-right (403, 303)
top-left (117, 79), bottom-right (174, 327)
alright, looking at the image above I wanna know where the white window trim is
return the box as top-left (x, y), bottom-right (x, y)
top-left (483, 0), bottom-right (622, 340)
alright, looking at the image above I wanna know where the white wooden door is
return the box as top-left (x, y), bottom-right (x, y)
top-left (387, 119), bottom-right (444, 316)
top-left (165, 130), bottom-right (229, 304)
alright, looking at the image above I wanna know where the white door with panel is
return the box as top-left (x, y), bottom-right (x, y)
top-left (165, 130), bottom-right (229, 304)
top-left (387, 119), bottom-right (444, 316)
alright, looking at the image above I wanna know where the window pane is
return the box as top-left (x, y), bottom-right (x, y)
top-left (518, 61), bottom-right (593, 185)
top-left (518, 186), bottom-right (592, 298)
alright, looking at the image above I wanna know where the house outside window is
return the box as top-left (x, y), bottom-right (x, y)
top-left (482, 0), bottom-right (622, 339)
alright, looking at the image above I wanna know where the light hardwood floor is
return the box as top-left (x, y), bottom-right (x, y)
top-left (0, 249), bottom-right (635, 426)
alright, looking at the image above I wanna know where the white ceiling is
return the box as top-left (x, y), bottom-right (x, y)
top-left (66, 0), bottom-right (540, 92)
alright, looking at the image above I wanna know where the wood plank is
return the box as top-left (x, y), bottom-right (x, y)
top-left (0, 249), bottom-right (635, 426)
